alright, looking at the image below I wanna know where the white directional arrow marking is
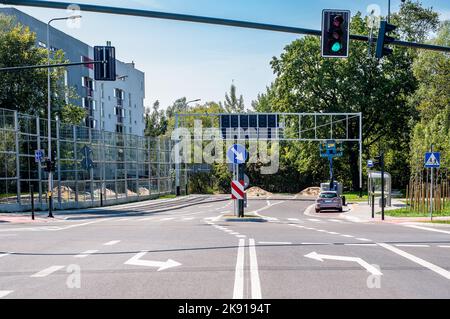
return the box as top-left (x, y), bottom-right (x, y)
top-left (231, 148), bottom-right (245, 162)
top-left (305, 252), bottom-right (382, 276)
top-left (125, 251), bottom-right (181, 271)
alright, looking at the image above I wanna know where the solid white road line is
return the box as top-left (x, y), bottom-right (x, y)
top-left (328, 232), bottom-right (340, 235)
top-left (31, 265), bottom-right (65, 278)
top-left (249, 239), bottom-right (262, 299)
top-left (75, 250), bottom-right (99, 258)
top-left (378, 243), bottom-right (450, 280)
top-left (438, 245), bottom-right (450, 248)
top-left (103, 240), bottom-right (121, 246)
top-left (394, 244), bottom-right (430, 248)
top-left (0, 291), bottom-right (13, 298)
top-left (404, 225), bottom-right (450, 235)
top-left (258, 242), bottom-right (292, 245)
top-left (233, 239), bottom-right (245, 299)
top-left (301, 243), bottom-right (331, 246)
top-left (341, 235), bottom-right (354, 238)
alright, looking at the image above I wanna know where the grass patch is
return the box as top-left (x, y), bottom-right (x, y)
top-left (343, 191), bottom-right (368, 202)
top-left (158, 194), bottom-right (177, 200)
top-left (382, 204), bottom-right (450, 217)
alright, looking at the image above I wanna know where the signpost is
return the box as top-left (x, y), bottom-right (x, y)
top-left (228, 145), bottom-right (248, 218)
top-left (320, 140), bottom-right (343, 191)
top-left (425, 148), bottom-right (441, 220)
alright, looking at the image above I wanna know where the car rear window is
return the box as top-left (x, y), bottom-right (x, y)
top-left (320, 193), bottom-right (337, 198)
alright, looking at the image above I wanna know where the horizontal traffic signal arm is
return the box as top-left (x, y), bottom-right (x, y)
top-left (0, 60), bottom-right (105, 72)
top-left (1, 0), bottom-right (449, 53)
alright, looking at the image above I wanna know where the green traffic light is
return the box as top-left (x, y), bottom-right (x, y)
top-left (331, 42), bottom-right (342, 52)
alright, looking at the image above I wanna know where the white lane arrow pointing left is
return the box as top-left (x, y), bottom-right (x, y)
top-left (125, 251), bottom-right (182, 271)
top-left (305, 252), bottom-right (382, 276)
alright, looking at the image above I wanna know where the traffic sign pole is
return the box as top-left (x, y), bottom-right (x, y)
top-left (430, 144), bottom-right (434, 221)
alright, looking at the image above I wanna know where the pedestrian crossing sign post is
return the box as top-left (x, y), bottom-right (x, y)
top-left (425, 152), bottom-right (440, 168)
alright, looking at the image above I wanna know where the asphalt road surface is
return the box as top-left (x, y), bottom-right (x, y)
top-left (1, 195), bottom-right (449, 299)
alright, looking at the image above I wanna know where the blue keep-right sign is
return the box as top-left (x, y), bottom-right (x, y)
top-left (227, 144), bottom-right (248, 164)
top-left (425, 152), bottom-right (441, 168)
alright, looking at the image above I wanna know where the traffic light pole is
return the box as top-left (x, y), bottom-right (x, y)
top-left (1, 0), bottom-right (449, 54)
top-left (0, 60), bottom-right (106, 72)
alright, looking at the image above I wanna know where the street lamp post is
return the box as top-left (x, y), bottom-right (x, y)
top-left (175, 99), bottom-right (201, 196)
top-left (46, 15), bottom-right (81, 218)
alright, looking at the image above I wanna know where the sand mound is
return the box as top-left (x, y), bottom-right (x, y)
top-left (298, 187), bottom-right (321, 197)
top-left (138, 187), bottom-right (150, 196)
top-left (246, 187), bottom-right (273, 197)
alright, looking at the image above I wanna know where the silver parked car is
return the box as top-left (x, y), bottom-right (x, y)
top-left (315, 191), bottom-right (343, 213)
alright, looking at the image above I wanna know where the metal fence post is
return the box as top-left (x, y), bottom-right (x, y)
top-left (36, 115), bottom-right (42, 205)
top-left (56, 116), bottom-right (62, 209)
top-left (148, 137), bottom-right (151, 196)
top-left (14, 111), bottom-right (21, 205)
top-left (73, 125), bottom-right (79, 207)
top-left (157, 139), bottom-right (161, 195)
top-left (89, 125), bottom-right (94, 205)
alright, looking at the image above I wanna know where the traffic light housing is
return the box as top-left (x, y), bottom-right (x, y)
top-left (44, 159), bottom-right (56, 173)
top-left (376, 21), bottom-right (397, 59)
top-left (321, 9), bottom-right (351, 58)
top-left (94, 46), bottom-right (116, 81)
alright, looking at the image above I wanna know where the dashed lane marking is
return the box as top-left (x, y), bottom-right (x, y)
top-left (31, 265), bottom-right (65, 278)
top-left (258, 242), bottom-right (292, 245)
top-left (75, 250), bottom-right (99, 258)
top-left (0, 291), bottom-right (13, 298)
top-left (104, 240), bottom-right (121, 246)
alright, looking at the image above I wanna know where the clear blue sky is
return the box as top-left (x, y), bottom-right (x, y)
top-left (2, 0), bottom-right (449, 110)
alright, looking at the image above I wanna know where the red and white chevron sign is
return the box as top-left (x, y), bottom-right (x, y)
top-left (231, 180), bottom-right (245, 200)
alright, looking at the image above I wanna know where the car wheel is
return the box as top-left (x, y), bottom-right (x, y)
top-left (338, 208), bottom-right (343, 212)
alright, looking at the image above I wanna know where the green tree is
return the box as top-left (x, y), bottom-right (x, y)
top-left (254, 11), bottom-right (421, 190)
top-left (0, 15), bottom-right (84, 124)
top-left (145, 100), bottom-right (168, 137)
top-left (409, 21), bottom-right (450, 173)
top-left (221, 83), bottom-right (244, 113)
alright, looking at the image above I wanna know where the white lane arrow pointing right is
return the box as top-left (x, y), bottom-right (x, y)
top-left (305, 251), bottom-right (382, 276)
top-left (125, 251), bottom-right (182, 271)
top-left (231, 148), bottom-right (245, 162)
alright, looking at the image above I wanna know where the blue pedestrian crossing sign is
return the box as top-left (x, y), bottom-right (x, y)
top-left (424, 152), bottom-right (440, 168)
top-left (227, 144), bottom-right (248, 164)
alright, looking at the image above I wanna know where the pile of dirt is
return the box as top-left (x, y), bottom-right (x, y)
top-left (138, 187), bottom-right (150, 196)
top-left (246, 187), bottom-right (273, 197)
top-left (298, 187), bottom-right (321, 197)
